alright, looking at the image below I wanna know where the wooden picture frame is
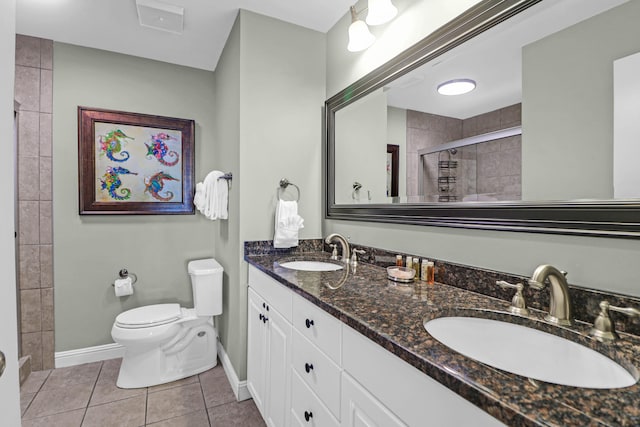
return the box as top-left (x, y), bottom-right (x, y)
top-left (78, 107), bottom-right (195, 215)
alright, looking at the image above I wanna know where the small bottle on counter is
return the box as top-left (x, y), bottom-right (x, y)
top-left (421, 259), bottom-right (429, 281)
top-left (426, 261), bottom-right (435, 285)
top-left (396, 254), bottom-right (403, 267)
top-left (405, 256), bottom-right (413, 270)
top-left (413, 258), bottom-right (420, 280)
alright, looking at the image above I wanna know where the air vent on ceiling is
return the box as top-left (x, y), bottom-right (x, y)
top-left (136, 0), bottom-right (184, 35)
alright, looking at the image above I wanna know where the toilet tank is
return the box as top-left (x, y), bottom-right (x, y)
top-left (188, 258), bottom-right (223, 316)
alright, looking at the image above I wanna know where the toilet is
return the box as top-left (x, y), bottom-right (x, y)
top-left (111, 258), bottom-right (223, 388)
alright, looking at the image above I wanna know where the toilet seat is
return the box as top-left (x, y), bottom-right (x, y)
top-left (115, 303), bottom-right (182, 329)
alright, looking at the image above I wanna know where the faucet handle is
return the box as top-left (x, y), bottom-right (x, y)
top-left (350, 249), bottom-right (365, 267)
top-left (590, 301), bottom-right (640, 342)
top-left (496, 280), bottom-right (529, 316)
top-left (329, 244), bottom-right (338, 260)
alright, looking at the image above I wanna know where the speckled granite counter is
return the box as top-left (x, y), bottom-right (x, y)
top-left (245, 243), bottom-right (640, 427)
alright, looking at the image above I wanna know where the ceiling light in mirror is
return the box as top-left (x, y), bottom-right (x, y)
top-left (366, 0), bottom-right (398, 26)
top-left (437, 79), bottom-right (476, 96)
top-left (348, 6), bottom-right (376, 52)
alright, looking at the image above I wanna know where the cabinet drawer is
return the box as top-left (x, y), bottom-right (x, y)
top-left (292, 291), bottom-right (341, 364)
top-left (290, 370), bottom-right (340, 427)
top-left (292, 328), bottom-right (341, 419)
top-left (249, 265), bottom-right (292, 321)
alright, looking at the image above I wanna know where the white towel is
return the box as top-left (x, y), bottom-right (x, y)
top-left (273, 200), bottom-right (304, 248)
top-left (194, 171), bottom-right (228, 220)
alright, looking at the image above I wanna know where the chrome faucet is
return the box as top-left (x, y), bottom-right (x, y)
top-left (528, 265), bottom-right (573, 326)
top-left (325, 233), bottom-right (350, 263)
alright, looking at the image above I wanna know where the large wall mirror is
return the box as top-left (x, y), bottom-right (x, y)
top-left (325, 0), bottom-right (640, 238)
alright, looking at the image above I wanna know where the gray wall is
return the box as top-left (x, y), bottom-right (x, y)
top-left (214, 10), bottom-right (326, 380)
top-left (522, 0), bottom-right (640, 201)
top-left (335, 88), bottom-right (387, 203)
top-left (53, 44), bottom-right (217, 351)
top-left (2, 0), bottom-right (21, 420)
top-left (324, 1), bottom-right (640, 297)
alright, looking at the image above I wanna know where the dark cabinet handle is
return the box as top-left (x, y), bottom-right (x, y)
top-left (304, 411), bottom-right (313, 422)
top-left (305, 319), bottom-right (314, 328)
top-left (266, 305), bottom-right (269, 311)
top-left (262, 302), bottom-right (266, 308)
top-left (262, 316), bottom-right (268, 324)
top-left (259, 313), bottom-right (263, 321)
top-left (304, 362), bottom-right (314, 373)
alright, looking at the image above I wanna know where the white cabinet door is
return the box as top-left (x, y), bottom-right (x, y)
top-left (265, 305), bottom-right (292, 427)
top-left (341, 373), bottom-right (406, 427)
top-left (247, 288), bottom-right (268, 416)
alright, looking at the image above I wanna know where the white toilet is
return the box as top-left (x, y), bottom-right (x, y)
top-left (111, 258), bottom-right (223, 389)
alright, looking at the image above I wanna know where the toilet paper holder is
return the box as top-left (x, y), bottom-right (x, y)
top-left (111, 268), bottom-right (138, 287)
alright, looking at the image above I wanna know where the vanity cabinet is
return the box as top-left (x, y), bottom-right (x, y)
top-left (247, 269), bottom-right (293, 427)
top-left (247, 266), bottom-right (504, 427)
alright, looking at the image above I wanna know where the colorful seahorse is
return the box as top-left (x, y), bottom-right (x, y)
top-left (144, 171), bottom-right (179, 201)
top-left (99, 129), bottom-right (134, 162)
top-left (145, 132), bottom-right (179, 166)
top-left (100, 167), bottom-right (137, 200)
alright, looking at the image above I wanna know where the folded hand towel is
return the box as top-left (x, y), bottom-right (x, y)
top-left (194, 171), bottom-right (228, 220)
top-left (274, 200), bottom-right (304, 248)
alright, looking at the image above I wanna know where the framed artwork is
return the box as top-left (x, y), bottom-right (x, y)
top-left (78, 107), bottom-right (195, 215)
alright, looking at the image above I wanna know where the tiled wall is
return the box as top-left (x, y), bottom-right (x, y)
top-left (14, 35), bottom-right (54, 371)
top-left (407, 104), bottom-right (521, 201)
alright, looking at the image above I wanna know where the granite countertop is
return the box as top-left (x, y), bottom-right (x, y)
top-left (245, 250), bottom-right (640, 427)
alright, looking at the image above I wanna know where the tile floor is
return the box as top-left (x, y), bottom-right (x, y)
top-left (20, 358), bottom-right (266, 426)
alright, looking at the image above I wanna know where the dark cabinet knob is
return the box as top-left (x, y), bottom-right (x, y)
top-left (304, 362), bottom-right (314, 373)
top-left (304, 411), bottom-right (313, 422)
top-left (305, 319), bottom-right (314, 328)
top-left (262, 316), bottom-right (268, 324)
top-left (262, 302), bottom-right (266, 308)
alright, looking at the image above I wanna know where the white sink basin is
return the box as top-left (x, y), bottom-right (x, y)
top-left (279, 261), bottom-right (343, 272)
top-left (424, 316), bottom-right (638, 389)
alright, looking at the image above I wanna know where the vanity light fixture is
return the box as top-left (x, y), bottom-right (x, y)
top-left (348, 6), bottom-right (376, 52)
top-left (366, 0), bottom-right (398, 26)
top-left (347, 0), bottom-right (397, 52)
top-left (437, 79), bottom-right (477, 96)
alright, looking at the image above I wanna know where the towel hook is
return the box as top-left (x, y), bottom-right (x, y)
top-left (278, 178), bottom-right (300, 202)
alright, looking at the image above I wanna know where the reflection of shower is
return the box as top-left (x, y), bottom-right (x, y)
top-left (438, 149), bottom-right (458, 202)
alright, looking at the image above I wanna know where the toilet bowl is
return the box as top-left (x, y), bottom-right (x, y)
top-left (111, 258), bottom-right (223, 388)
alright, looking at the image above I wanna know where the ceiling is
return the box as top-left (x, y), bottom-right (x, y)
top-left (16, 0), bottom-right (355, 71)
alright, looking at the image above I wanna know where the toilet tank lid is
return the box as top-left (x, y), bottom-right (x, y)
top-left (188, 258), bottom-right (223, 275)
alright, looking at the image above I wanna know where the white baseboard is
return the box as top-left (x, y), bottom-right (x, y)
top-left (217, 342), bottom-right (251, 401)
top-left (55, 343), bottom-right (125, 368)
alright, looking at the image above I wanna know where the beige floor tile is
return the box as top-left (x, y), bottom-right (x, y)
top-left (146, 382), bottom-right (206, 424)
top-left (82, 394), bottom-right (146, 427)
top-left (89, 380), bottom-right (147, 407)
top-left (21, 408), bottom-right (85, 427)
top-left (146, 409), bottom-right (210, 426)
top-left (21, 391), bottom-right (36, 415)
top-left (42, 361), bottom-right (102, 390)
top-left (23, 381), bottom-right (94, 419)
top-left (199, 368), bottom-right (236, 408)
top-left (148, 374), bottom-right (199, 393)
top-left (207, 400), bottom-right (265, 427)
top-left (97, 358), bottom-right (122, 383)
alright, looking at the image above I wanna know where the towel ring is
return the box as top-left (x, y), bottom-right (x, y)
top-left (278, 178), bottom-right (300, 202)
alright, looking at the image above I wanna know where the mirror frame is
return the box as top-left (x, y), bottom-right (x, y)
top-left (325, 0), bottom-right (640, 239)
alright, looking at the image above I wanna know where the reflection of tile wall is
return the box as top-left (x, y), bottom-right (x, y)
top-left (15, 35), bottom-right (54, 371)
top-left (407, 104), bottom-right (521, 201)
top-left (406, 110), bottom-right (462, 198)
top-left (464, 104), bottom-right (521, 201)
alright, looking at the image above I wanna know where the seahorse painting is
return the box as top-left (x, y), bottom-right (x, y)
top-left (144, 171), bottom-right (179, 201)
top-left (145, 133), bottom-right (180, 166)
top-left (100, 167), bottom-right (137, 200)
top-left (99, 129), bottom-right (134, 162)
